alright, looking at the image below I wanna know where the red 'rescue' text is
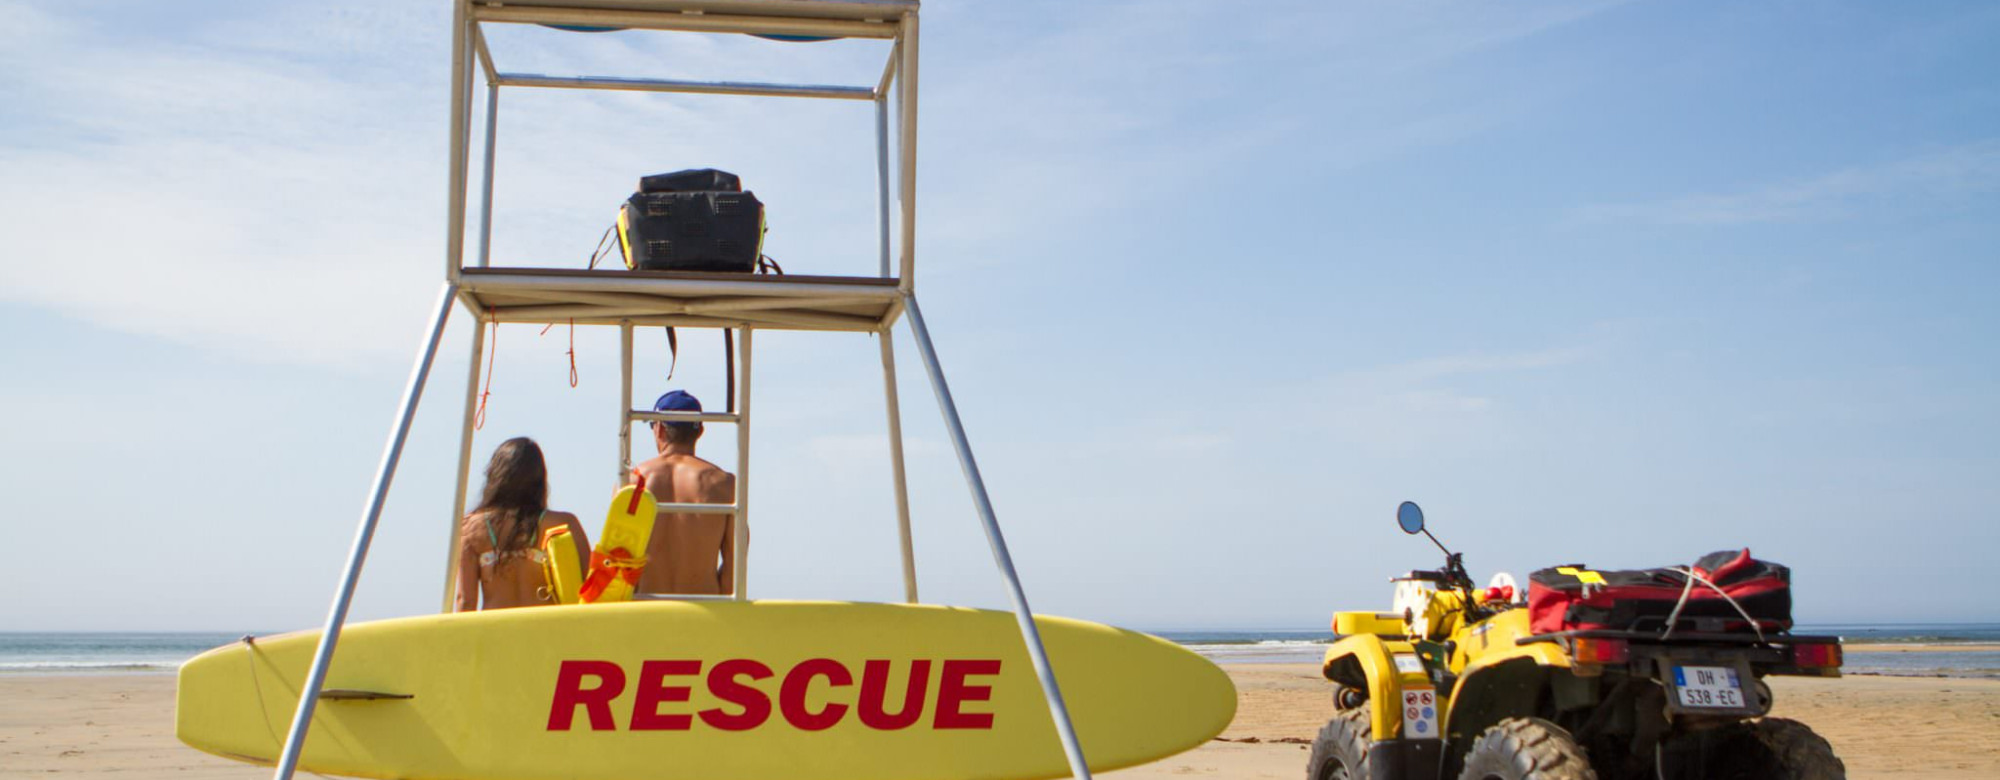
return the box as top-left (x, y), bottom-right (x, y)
top-left (547, 658), bottom-right (1001, 732)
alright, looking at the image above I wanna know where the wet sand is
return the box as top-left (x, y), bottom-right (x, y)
top-left (3, 665), bottom-right (1995, 779)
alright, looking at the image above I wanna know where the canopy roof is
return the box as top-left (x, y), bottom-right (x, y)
top-left (474, 0), bottom-right (916, 40)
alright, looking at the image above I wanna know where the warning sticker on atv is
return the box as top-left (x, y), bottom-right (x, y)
top-left (1401, 688), bottom-right (1437, 738)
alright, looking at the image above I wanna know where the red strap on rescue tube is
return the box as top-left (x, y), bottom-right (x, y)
top-left (578, 548), bottom-right (645, 603)
top-left (628, 473), bottom-right (648, 514)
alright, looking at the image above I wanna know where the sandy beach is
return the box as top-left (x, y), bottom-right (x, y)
top-left (3, 663), bottom-right (1995, 779)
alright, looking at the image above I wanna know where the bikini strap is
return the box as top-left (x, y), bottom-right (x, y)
top-left (483, 513), bottom-right (500, 549)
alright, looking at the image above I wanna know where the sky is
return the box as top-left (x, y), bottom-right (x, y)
top-left (1, 0), bottom-right (1995, 633)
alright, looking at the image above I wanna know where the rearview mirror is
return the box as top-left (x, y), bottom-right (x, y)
top-left (1397, 501), bottom-right (1425, 534)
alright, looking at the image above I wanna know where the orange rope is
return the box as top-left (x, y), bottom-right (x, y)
top-left (538, 319), bottom-right (580, 388)
top-left (474, 309), bottom-right (498, 430)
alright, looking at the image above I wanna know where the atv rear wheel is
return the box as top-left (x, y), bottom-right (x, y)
top-left (1693, 717), bottom-right (1845, 779)
top-left (1330, 683), bottom-right (1368, 710)
top-left (1307, 709), bottom-right (1371, 780)
top-left (1458, 717), bottom-right (1598, 780)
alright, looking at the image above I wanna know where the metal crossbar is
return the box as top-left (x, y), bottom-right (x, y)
top-left (497, 73), bottom-right (876, 100)
top-left (629, 410), bottom-right (743, 424)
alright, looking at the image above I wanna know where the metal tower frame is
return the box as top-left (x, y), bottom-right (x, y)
top-left (268, 2), bottom-right (1095, 779)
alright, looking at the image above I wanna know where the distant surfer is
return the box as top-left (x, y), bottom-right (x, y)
top-left (453, 437), bottom-right (591, 611)
top-left (633, 390), bottom-right (740, 595)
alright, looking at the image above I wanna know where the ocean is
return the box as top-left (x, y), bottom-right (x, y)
top-left (0, 632), bottom-right (247, 674)
top-left (1151, 623), bottom-right (2000, 678)
top-left (3, 624), bottom-right (1996, 678)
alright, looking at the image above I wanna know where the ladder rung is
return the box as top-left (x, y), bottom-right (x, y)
top-left (654, 502), bottom-right (738, 515)
top-left (628, 410), bottom-right (742, 424)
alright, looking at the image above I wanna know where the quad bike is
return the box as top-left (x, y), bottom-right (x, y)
top-left (1309, 502), bottom-right (1847, 780)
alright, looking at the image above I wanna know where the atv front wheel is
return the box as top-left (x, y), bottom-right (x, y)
top-left (1695, 717), bottom-right (1846, 779)
top-left (1458, 717), bottom-right (1598, 780)
top-left (1307, 709), bottom-right (1371, 780)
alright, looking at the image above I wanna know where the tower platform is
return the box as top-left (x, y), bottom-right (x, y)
top-left (459, 267), bottom-right (902, 332)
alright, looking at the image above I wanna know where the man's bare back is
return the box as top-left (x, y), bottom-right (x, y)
top-left (632, 451), bottom-right (737, 594)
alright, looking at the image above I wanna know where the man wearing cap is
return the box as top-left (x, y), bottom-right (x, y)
top-left (633, 390), bottom-right (740, 595)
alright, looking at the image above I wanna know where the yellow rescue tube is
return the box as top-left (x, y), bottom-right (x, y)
top-left (580, 478), bottom-right (656, 604)
top-left (538, 526), bottom-right (582, 605)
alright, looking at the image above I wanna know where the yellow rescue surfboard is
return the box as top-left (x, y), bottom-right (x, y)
top-left (176, 601), bottom-right (1235, 780)
top-left (579, 477), bottom-right (656, 604)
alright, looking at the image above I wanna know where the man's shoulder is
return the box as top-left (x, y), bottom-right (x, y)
top-left (631, 458), bottom-right (676, 484)
top-left (644, 453), bottom-right (730, 474)
top-left (689, 456), bottom-right (731, 475)
top-left (697, 467), bottom-right (734, 487)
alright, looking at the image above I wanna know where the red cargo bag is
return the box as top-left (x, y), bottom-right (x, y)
top-left (1527, 549), bottom-right (1792, 635)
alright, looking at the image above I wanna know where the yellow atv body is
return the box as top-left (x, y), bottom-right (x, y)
top-left (1309, 504), bottom-right (1847, 780)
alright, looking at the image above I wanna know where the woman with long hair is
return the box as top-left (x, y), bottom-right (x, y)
top-left (453, 437), bottom-right (590, 611)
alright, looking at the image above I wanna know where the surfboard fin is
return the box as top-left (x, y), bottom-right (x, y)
top-left (319, 689), bottom-right (414, 701)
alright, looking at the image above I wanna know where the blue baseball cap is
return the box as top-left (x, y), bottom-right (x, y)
top-left (654, 390), bottom-right (702, 413)
top-left (653, 390), bottom-right (702, 434)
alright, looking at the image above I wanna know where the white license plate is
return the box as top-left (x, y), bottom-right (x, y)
top-left (1672, 665), bottom-right (1745, 709)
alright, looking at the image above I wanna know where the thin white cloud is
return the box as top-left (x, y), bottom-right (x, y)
top-left (907, 0), bottom-right (1634, 266)
top-left (0, 2), bottom-right (887, 368)
top-left (1574, 140), bottom-right (2000, 226)
top-left (1037, 342), bottom-right (1596, 468)
top-left (1270, 343), bottom-right (1597, 456)
top-left (0, 0), bottom-right (1632, 367)
top-left (1353, 346), bottom-right (1595, 384)
top-left (0, 4), bottom-right (448, 367)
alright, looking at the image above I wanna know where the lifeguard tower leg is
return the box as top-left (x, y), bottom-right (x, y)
top-left (475, 84), bottom-right (498, 269)
top-left (878, 334), bottom-right (919, 603)
top-left (618, 321), bottom-right (634, 489)
top-left (896, 12), bottom-right (918, 288)
top-left (273, 283), bottom-right (457, 780)
top-left (440, 314), bottom-right (487, 612)
top-left (732, 327), bottom-right (753, 599)
top-left (904, 295), bottom-right (1092, 780)
top-left (875, 91), bottom-right (892, 279)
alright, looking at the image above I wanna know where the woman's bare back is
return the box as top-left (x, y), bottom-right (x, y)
top-left (455, 509), bottom-right (588, 610)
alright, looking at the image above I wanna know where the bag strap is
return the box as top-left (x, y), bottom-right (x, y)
top-left (664, 327), bottom-right (678, 380)
top-left (654, 256), bottom-right (783, 414)
top-left (658, 328), bottom-right (732, 415)
top-left (588, 224), bottom-right (619, 270)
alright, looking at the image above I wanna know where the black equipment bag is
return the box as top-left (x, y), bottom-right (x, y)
top-left (639, 168), bottom-right (741, 193)
top-left (596, 167), bottom-right (779, 414)
top-left (617, 189), bottom-right (764, 273)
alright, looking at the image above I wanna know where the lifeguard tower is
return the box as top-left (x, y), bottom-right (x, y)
top-left (270, 1), bottom-right (1100, 778)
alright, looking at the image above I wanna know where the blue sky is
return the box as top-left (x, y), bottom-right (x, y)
top-left (2, 0), bottom-right (1995, 632)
